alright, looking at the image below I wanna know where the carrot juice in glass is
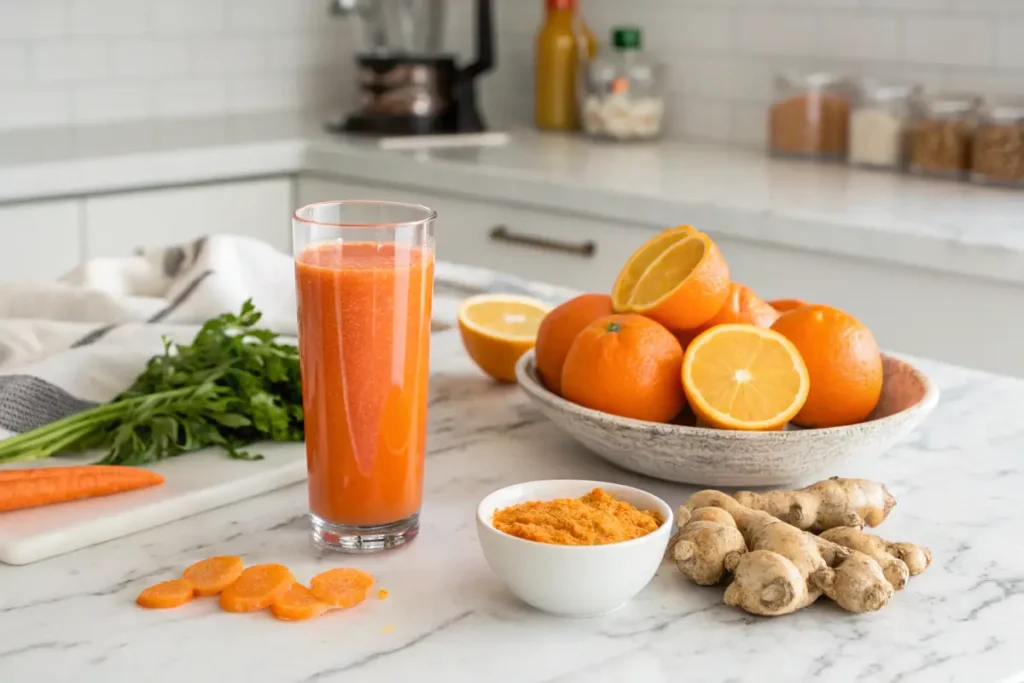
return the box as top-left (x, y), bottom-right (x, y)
top-left (292, 201), bottom-right (435, 552)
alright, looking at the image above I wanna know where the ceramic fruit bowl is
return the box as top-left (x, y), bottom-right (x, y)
top-left (515, 350), bottom-right (939, 487)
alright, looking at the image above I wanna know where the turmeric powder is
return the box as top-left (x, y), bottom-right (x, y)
top-left (492, 488), bottom-right (661, 546)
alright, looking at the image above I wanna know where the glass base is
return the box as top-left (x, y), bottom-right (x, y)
top-left (311, 512), bottom-right (419, 553)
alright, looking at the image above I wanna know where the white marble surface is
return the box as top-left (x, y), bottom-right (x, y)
top-left (0, 271), bottom-right (1022, 683)
top-left (2, 112), bottom-right (1023, 285)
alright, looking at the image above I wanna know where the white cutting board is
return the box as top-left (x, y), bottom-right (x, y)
top-left (0, 442), bottom-right (307, 565)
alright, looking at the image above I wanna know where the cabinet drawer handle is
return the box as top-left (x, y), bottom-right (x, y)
top-left (488, 225), bottom-right (596, 258)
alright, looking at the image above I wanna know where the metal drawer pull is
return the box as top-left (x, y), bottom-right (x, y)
top-left (488, 225), bottom-right (596, 258)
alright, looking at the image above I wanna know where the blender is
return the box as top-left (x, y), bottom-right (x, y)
top-left (328, 0), bottom-right (495, 136)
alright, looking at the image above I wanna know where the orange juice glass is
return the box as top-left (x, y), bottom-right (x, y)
top-left (293, 201), bottom-right (435, 552)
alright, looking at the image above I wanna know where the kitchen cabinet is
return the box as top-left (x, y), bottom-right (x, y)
top-left (0, 200), bottom-right (81, 282)
top-left (297, 176), bottom-right (658, 292)
top-left (84, 178), bottom-right (293, 258)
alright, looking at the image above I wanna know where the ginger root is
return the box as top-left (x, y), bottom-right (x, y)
top-left (733, 477), bottom-right (897, 532)
top-left (673, 489), bottom-right (899, 617)
top-left (672, 507), bottom-right (746, 586)
top-left (820, 526), bottom-right (932, 589)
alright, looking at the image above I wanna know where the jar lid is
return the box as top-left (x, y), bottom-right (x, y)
top-left (922, 91), bottom-right (981, 115)
top-left (612, 26), bottom-right (642, 50)
top-left (778, 71), bottom-right (848, 90)
top-left (859, 81), bottom-right (919, 102)
top-left (985, 96), bottom-right (1024, 122)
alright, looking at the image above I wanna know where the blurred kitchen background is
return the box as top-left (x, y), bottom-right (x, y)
top-left (2, 0), bottom-right (1023, 141)
top-left (0, 0), bottom-right (1022, 378)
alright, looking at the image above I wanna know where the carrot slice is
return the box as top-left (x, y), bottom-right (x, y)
top-left (219, 563), bottom-right (295, 613)
top-left (0, 466), bottom-right (164, 512)
top-left (271, 583), bottom-right (332, 622)
top-left (309, 568), bottom-right (374, 608)
top-left (137, 579), bottom-right (195, 609)
top-left (182, 556), bottom-right (245, 596)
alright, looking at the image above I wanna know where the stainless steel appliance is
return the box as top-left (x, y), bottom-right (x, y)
top-left (327, 0), bottom-right (495, 136)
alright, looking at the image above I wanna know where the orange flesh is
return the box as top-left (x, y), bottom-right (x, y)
top-left (612, 225), bottom-right (697, 309)
top-left (296, 242), bottom-right (433, 527)
top-left (630, 237), bottom-right (707, 307)
top-left (684, 325), bottom-right (809, 430)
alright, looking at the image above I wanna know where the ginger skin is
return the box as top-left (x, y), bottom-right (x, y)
top-left (672, 506), bottom-right (746, 586)
top-left (733, 478), bottom-right (897, 532)
top-left (677, 490), bottom-right (896, 616)
top-left (820, 526), bottom-right (932, 588)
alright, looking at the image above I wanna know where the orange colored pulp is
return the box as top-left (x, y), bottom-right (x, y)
top-left (295, 242), bottom-right (433, 527)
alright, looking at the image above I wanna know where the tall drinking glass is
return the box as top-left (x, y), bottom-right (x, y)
top-left (292, 201), bottom-right (435, 552)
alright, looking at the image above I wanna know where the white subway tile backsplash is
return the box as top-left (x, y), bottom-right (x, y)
top-left (1, 0), bottom-right (1022, 144)
top-left (904, 16), bottom-right (996, 67)
top-left (0, 1), bottom-right (67, 40)
top-left (30, 40), bottom-right (108, 82)
top-left (0, 88), bottom-right (72, 129)
top-left (110, 39), bottom-right (190, 78)
top-left (188, 38), bottom-right (272, 77)
top-left (678, 9), bottom-right (733, 52)
top-left (996, 21), bottom-right (1024, 68)
top-left (0, 44), bottom-right (28, 84)
top-left (69, 0), bottom-right (149, 37)
top-left (153, 0), bottom-right (226, 35)
top-left (228, 76), bottom-right (304, 113)
top-left (155, 79), bottom-right (229, 117)
top-left (73, 83), bottom-right (155, 123)
top-left (814, 14), bottom-right (901, 62)
top-left (732, 11), bottom-right (815, 57)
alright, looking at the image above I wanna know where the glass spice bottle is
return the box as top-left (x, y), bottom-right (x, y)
top-left (971, 97), bottom-right (1024, 187)
top-left (769, 72), bottom-right (853, 159)
top-left (909, 92), bottom-right (981, 179)
top-left (848, 82), bottom-right (920, 170)
top-left (581, 27), bottom-right (666, 141)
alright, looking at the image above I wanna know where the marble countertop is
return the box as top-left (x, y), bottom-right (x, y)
top-left (0, 270), bottom-right (1021, 683)
top-left (2, 112), bottom-right (1023, 286)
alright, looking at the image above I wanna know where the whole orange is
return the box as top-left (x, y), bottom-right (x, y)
top-left (534, 293), bottom-right (614, 395)
top-left (562, 314), bottom-right (686, 423)
top-left (769, 298), bottom-right (811, 313)
top-left (770, 305), bottom-right (883, 428)
top-left (676, 282), bottom-right (781, 348)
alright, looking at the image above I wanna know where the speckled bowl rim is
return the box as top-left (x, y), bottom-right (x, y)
top-left (515, 349), bottom-right (939, 441)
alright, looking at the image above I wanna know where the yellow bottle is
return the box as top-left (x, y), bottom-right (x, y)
top-left (535, 0), bottom-right (598, 131)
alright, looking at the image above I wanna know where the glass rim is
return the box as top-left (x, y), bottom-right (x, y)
top-left (293, 200), bottom-right (437, 229)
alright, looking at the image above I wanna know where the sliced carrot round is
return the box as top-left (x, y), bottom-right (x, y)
top-left (271, 583), bottom-right (332, 622)
top-left (309, 568), bottom-right (374, 608)
top-left (182, 556), bottom-right (245, 596)
top-left (219, 563), bottom-right (295, 613)
top-left (137, 579), bottom-right (195, 609)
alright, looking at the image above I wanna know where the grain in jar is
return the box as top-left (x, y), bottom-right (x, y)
top-left (909, 92), bottom-right (980, 179)
top-left (848, 83), bottom-right (919, 170)
top-left (769, 72), bottom-right (852, 159)
top-left (971, 97), bottom-right (1024, 187)
top-left (581, 27), bottom-right (665, 141)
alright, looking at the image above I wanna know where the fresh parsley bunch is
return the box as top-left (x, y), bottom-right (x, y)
top-left (0, 300), bottom-right (304, 466)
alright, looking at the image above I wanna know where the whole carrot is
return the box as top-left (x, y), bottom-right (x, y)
top-left (0, 465), bottom-right (164, 512)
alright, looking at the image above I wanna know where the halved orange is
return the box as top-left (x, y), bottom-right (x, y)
top-left (611, 225), bottom-right (698, 312)
top-left (458, 294), bottom-right (552, 382)
top-left (682, 323), bottom-right (809, 431)
top-left (626, 233), bottom-right (731, 332)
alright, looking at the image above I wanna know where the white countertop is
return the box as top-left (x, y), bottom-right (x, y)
top-left (1, 112), bottom-right (1023, 286)
top-left (0, 269), bottom-right (1021, 683)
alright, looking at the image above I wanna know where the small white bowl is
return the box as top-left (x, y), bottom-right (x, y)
top-left (476, 479), bottom-right (673, 617)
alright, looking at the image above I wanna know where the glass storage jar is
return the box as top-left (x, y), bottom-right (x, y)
top-left (769, 72), bottom-right (852, 159)
top-left (848, 82), bottom-right (919, 170)
top-left (971, 97), bottom-right (1024, 187)
top-left (581, 27), bottom-right (665, 141)
top-left (909, 92), bottom-right (980, 179)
